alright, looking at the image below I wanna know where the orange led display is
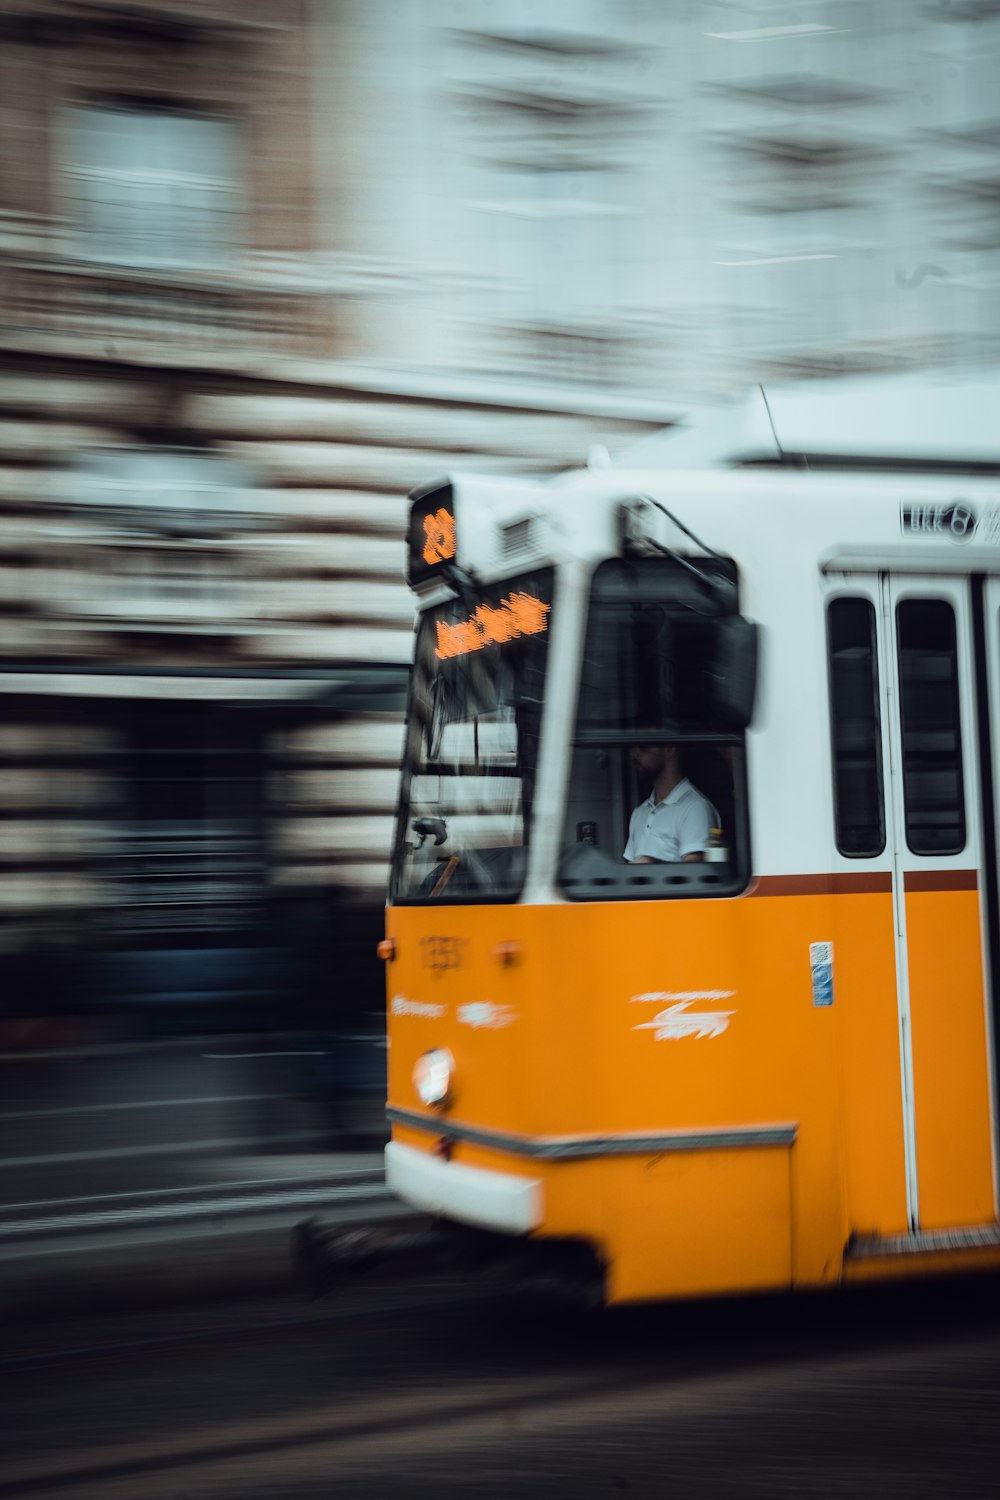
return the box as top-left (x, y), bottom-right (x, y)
top-left (434, 590), bottom-right (551, 660)
top-left (422, 508), bottom-right (457, 566)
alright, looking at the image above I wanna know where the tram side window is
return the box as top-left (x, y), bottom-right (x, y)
top-left (826, 598), bottom-right (885, 857)
top-left (896, 600), bottom-right (966, 855)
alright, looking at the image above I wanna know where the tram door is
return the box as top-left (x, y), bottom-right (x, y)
top-left (881, 575), bottom-right (998, 1234)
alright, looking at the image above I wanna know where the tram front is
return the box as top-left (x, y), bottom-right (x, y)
top-left (379, 475), bottom-right (765, 1308)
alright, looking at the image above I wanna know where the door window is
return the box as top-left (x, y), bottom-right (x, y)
top-left (827, 596), bottom-right (885, 856)
top-left (896, 599), bottom-right (966, 855)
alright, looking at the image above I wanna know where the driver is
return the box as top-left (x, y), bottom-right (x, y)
top-left (624, 744), bottom-right (717, 864)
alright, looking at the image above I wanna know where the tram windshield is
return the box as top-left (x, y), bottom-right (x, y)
top-left (559, 556), bottom-right (751, 900)
top-left (391, 569), bottom-right (553, 902)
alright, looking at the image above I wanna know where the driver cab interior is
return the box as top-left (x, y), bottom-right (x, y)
top-left (558, 739), bottom-right (745, 898)
top-left (557, 552), bottom-right (752, 900)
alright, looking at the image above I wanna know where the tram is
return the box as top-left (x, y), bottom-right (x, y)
top-left (300, 371), bottom-right (1000, 1306)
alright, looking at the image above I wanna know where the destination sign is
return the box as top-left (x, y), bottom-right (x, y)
top-left (435, 590), bottom-right (550, 660)
top-left (422, 506), bottom-right (456, 566)
top-left (408, 484), bottom-right (459, 587)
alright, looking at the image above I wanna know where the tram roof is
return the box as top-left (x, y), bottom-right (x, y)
top-left (616, 369), bottom-right (1000, 473)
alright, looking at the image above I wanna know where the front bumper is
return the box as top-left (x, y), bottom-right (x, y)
top-left (385, 1140), bottom-right (543, 1235)
top-left (291, 1143), bottom-right (603, 1305)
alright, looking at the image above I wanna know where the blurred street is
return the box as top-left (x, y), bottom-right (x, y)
top-left (0, 1031), bottom-right (387, 1203)
top-left (0, 1025), bottom-right (393, 1323)
top-left (3, 1273), bottom-right (1000, 1498)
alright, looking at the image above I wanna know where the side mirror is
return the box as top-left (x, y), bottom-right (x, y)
top-left (708, 616), bottom-right (758, 729)
top-left (413, 816), bottom-right (448, 848)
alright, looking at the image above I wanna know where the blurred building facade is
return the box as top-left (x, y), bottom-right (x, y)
top-left (0, 0), bottom-right (660, 1031)
top-left (318, 0), bottom-right (1000, 391)
top-left (0, 0), bottom-right (997, 1031)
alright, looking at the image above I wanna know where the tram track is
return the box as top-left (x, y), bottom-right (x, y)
top-left (0, 1276), bottom-right (476, 1372)
top-left (5, 1311), bottom-right (1000, 1500)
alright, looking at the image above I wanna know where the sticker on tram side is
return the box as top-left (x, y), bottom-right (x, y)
top-left (631, 992), bottom-right (736, 1041)
top-left (809, 942), bottom-right (834, 1007)
top-left (391, 995), bottom-right (447, 1018)
top-left (457, 1001), bottom-right (518, 1030)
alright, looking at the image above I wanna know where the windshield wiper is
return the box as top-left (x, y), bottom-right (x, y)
top-left (632, 497), bottom-right (737, 611)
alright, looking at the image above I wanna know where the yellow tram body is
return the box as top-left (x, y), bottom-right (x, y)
top-left (380, 376), bottom-right (1000, 1306)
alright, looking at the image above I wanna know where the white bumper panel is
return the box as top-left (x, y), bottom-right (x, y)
top-left (385, 1140), bottom-right (543, 1236)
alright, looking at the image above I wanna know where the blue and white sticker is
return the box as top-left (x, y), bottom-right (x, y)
top-left (810, 942), bottom-right (834, 1008)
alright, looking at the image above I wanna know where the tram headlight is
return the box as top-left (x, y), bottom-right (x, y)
top-left (413, 1048), bottom-right (454, 1109)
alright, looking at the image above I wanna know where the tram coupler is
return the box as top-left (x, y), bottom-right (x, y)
top-left (291, 1214), bottom-right (605, 1307)
top-left (291, 1215), bottom-right (472, 1301)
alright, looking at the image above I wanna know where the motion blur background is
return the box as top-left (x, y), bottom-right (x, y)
top-left (0, 0), bottom-right (996, 1077)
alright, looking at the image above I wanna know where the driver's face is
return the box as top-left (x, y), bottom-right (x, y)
top-left (631, 745), bottom-right (670, 777)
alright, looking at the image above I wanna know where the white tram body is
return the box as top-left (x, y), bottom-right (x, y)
top-left (314, 371), bottom-right (1000, 1306)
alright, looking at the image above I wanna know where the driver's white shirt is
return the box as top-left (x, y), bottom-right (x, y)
top-left (623, 777), bottom-right (716, 862)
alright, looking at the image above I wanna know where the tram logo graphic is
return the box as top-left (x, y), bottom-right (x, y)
top-left (900, 500), bottom-right (977, 542)
top-left (457, 1000), bottom-right (517, 1030)
top-left (631, 991), bottom-right (736, 1041)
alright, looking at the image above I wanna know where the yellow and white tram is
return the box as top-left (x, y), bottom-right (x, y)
top-left (316, 372), bottom-right (1000, 1307)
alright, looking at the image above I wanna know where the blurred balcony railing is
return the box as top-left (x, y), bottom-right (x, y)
top-left (483, 318), bottom-right (654, 387)
top-left (0, 250), bottom-right (335, 365)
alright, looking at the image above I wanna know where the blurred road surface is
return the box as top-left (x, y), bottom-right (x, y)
top-left (3, 1271), bottom-right (1000, 1498)
top-left (0, 1033), bottom-right (389, 1301)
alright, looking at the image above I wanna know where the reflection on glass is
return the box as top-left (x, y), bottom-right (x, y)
top-left (392, 570), bottom-right (553, 901)
top-left (559, 556), bottom-right (749, 901)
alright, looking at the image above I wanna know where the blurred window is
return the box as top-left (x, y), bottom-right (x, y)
top-left (469, 166), bottom-right (626, 329)
top-left (720, 206), bottom-right (869, 356)
top-left (111, 704), bottom-right (265, 937)
top-left (476, 0), bottom-right (631, 45)
top-left (930, 13), bottom-right (1000, 137)
top-left (68, 449), bottom-right (251, 623)
top-left (704, 0), bottom-right (871, 87)
top-left (73, 448), bottom-right (249, 521)
top-left (62, 104), bottom-right (240, 269)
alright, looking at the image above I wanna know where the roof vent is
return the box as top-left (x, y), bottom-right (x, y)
top-left (500, 516), bottom-right (537, 560)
